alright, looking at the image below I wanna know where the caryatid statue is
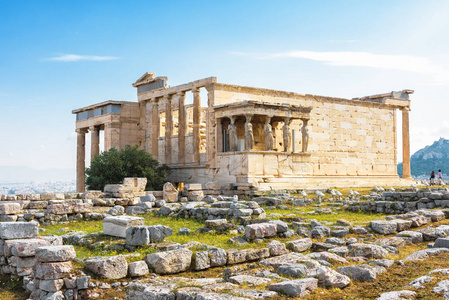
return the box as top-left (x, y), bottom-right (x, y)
top-left (228, 116), bottom-right (238, 151)
top-left (264, 116), bottom-right (274, 151)
top-left (283, 117), bottom-right (291, 152)
top-left (244, 114), bottom-right (254, 151)
top-left (301, 119), bottom-right (309, 152)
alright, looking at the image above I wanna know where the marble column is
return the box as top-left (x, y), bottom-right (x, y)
top-left (177, 92), bottom-right (186, 165)
top-left (401, 108), bottom-right (412, 178)
top-left (76, 128), bottom-right (87, 193)
top-left (151, 98), bottom-right (160, 159)
top-left (192, 87), bottom-right (201, 164)
top-left (283, 117), bottom-right (291, 152)
top-left (164, 95), bottom-right (172, 165)
top-left (90, 126), bottom-right (100, 161)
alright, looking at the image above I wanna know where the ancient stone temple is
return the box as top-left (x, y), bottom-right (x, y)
top-left (73, 72), bottom-right (413, 192)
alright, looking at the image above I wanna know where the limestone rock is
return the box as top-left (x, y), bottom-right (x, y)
top-left (193, 251), bottom-right (211, 271)
top-left (35, 246), bottom-right (76, 262)
top-left (309, 266), bottom-right (351, 288)
top-left (267, 240), bottom-right (289, 256)
top-left (229, 275), bottom-right (271, 286)
top-left (0, 222), bottom-right (38, 240)
top-left (39, 279), bottom-right (64, 293)
top-left (396, 231), bottom-right (423, 243)
top-left (277, 263), bottom-right (309, 278)
top-left (337, 264), bottom-right (386, 282)
top-left (245, 223), bottom-right (277, 240)
top-left (126, 226), bottom-right (150, 246)
top-left (286, 238), bottom-right (312, 252)
top-left (128, 261), bottom-right (149, 277)
top-left (208, 248), bottom-right (227, 267)
top-left (145, 248), bottom-right (192, 274)
top-left (348, 243), bottom-right (389, 259)
top-left (370, 220), bottom-right (397, 235)
top-left (148, 225), bottom-right (173, 243)
top-left (85, 255), bottom-right (128, 279)
top-left (103, 216), bottom-right (144, 238)
top-left (269, 278), bottom-right (318, 297)
top-left (34, 262), bottom-right (73, 279)
top-left (9, 239), bottom-right (48, 257)
top-left (376, 290), bottom-right (416, 300)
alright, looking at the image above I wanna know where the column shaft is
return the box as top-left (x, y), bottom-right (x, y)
top-left (177, 92), bottom-right (186, 165)
top-left (401, 108), bottom-right (412, 178)
top-left (192, 87), bottom-right (201, 164)
top-left (164, 95), bottom-right (172, 165)
top-left (151, 99), bottom-right (160, 159)
top-left (90, 126), bottom-right (100, 161)
top-left (76, 129), bottom-right (87, 193)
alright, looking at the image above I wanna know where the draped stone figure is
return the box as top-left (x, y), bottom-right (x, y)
top-left (264, 116), bottom-right (274, 151)
top-left (244, 114), bottom-right (254, 151)
top-left (283, 118), bottom-right (291, 152)
top-left (228, 117), bottom-right (238, 151)
top-left (301, 119), bottom-right (309, 152)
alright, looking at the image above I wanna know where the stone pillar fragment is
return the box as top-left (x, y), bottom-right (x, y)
top-left (177, 92), bottom-right (186, 165)
top-left (90, 126), bottom-right (100, 161)
top-left (192, 87), bottom-right (201, 164)
top-left (76, 129), bottom-right (87, 192)
top-left (164, 95), bottom-right (172, 165)
top-left (401, 108), bottom-right (411, 178)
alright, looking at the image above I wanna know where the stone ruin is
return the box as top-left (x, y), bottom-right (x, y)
top-left (3, 182), bottom-right (449, 298)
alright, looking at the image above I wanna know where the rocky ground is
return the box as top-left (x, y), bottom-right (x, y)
top-left (4, 187), bottom-right (449, 299)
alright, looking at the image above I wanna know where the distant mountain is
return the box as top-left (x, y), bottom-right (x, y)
top-left (0, 166), bottom-right (75, 183)
top-left (398, 138), bottom-right (449, 179)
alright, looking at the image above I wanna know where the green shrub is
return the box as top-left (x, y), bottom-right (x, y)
top-left (85, 145), bottom-right (170, 191)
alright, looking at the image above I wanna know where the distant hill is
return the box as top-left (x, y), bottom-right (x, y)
top-left (398, 138), bottom-right (449, 179)
top-left (0, 166), bottom-right (74, 183)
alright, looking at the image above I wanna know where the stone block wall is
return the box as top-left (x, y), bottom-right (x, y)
top-left (347, 189), bottom-right (449, 214)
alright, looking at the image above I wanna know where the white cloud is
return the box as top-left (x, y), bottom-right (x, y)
top-left (232, 50), bottom-right (449, 85)
top-left (46, 54), bottom-right (119, 62)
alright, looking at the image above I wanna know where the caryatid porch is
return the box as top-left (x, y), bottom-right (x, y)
top-left (213, 101), bottom-right (312, 154)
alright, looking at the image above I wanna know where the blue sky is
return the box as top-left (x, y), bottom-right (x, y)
top-left (1, 0), bottom-right (449, 177)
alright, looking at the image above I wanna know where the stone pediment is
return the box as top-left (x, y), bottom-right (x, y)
top-left (133, 72), bottom-right (168, 93)
top-left (132, 72), bottom-right (156, 87)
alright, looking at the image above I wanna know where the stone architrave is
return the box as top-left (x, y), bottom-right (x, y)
top-left (283, 117), bottom-right (291, 152)
top-left (264, 116), bottom-right (274, 151)
top-left (163, 182), bottom-right (178, 203)
top-left (301, 119), bottom-right (309, 152)
top-left (244, 114), bottom-right (254, 151)
top-left (228, 116), bottom-right (238, 151)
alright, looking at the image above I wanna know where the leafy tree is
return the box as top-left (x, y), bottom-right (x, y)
top-left (85, 145), bottom-right (170, 191)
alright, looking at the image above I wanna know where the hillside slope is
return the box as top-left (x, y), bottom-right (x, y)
top-left (398, 138), bottom-right (449, 178)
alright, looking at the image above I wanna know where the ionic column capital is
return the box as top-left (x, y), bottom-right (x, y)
top-left (76, 128), bottom-right (88, 134)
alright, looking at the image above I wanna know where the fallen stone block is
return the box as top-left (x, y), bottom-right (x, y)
top-left (245, 223), bottom-right (277, 240)
top-left (208, 248), bottom-right (227, 267)
top-left (348, 243), bottom-right (389, 259)
top-left (126, 226), bottom-right (150, 246)
top-left (337, 264), bottom-right (386, 282)
top-left (0, 222), bottom-right (39, 240)
top-left (128, 260), bottom-right (149, 277)
top-left (0, 203), bottom-right (21, 215)
top-left (39, 279), bottom-right (64, 293)
top-left (35, 246), bottom-right (76, 262)
top-left (85, 255), bottom-right (128, 279)
top-left (7, 238), bottom-right (48, 257)
top-left (309, 266), bottom-right (351, 288)
top-left (286, 238), bottom-right (312, 252)
top-left (396, 231), bottom-right (423, 243)
top-left (148, 225), bottom-right (173, 243)
top-left (34, 262), bottom-right (73, 279)
top-left (145, 248), bottom-right (192, 274)
top-left (103, 216), bottom-right (145, 238)
top-left (277, 263), bottom-right (310, 278)
top-left (370, 220), bottom-right (397, 235)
